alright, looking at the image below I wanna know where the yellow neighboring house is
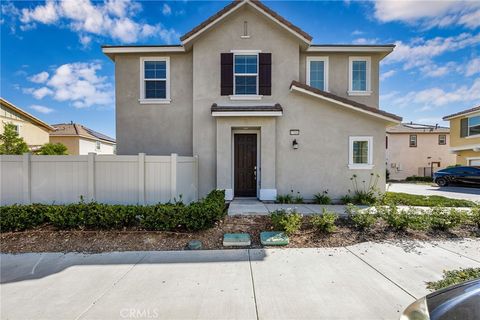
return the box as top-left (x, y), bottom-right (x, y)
top-left (443, 105), bottom-right (480, 166)
top-left (0, 97), bottom-right (54, 151)
top-left (50, 123), bottom-right (116, 155)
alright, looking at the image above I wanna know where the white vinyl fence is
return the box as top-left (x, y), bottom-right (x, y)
top-left (0, 153), bottom-right (198, 205)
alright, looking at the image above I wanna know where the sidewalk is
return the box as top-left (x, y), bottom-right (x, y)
top-left (2, 239), bottom-right (479, 320)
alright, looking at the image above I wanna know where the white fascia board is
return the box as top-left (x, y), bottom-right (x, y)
top-left (444, 110), bottom-right (480, 120)
top-left (450, 144), bottom-right (480, 152)
top-left (306, 46), bottom-right (394, 53)
top-left (212, 111), bottom-right (283, 117)
top-left (290, 85), bottom-right (401, 124)
top-left (102, 46), bottom-right (185, 54)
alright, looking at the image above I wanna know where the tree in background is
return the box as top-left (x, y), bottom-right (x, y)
top-left (36, 142), bottom-right (68, 155)
top-left (0, 123), bottom-right (29, 155)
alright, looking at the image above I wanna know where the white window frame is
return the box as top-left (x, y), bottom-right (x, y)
top-left (348, 56), bottom-right (371, 96)
top-left (438, 134), bottom-right (446, 145)
top-left (95, 141), bottom-right (101, 150)
top-left (348, 136), bottom-right (374, 170)
top-left (409, 134), bottom-right (417, 147)
top-left (467, 114), bottom-right (480, 138)
top-left (306, 56), bottom-right (329, 91)
top-left (230, 50), bottom-right (262, 100)
top-left (139, 57), bottom-right (171, 104)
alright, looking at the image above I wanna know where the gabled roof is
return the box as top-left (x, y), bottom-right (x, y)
top-left (0, 97), bottom-right (54, 131)
top-left (289, 81), bottom-right (402, 123)
top-left (387, 123), bottom-right (450, 134)
top-left (180, 0), bottom-right (312, 45)
top-left (51, 123), bottom-right (116, 144)
top-left (443, 105), bottom-right (480, 120)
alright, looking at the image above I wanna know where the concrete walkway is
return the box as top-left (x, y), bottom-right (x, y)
top-left (2, 239), bottom-right (479, 320)
top-left (388, 183), bottom-right (480, 201)
top-left (228, 199), bottom-right (357, 215)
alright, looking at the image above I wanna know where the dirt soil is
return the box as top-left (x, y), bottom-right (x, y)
top-left (1, 216), bottom-right (478, 253)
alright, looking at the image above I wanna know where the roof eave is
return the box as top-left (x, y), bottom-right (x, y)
top-left (0, 98), bottom-right (55, 131)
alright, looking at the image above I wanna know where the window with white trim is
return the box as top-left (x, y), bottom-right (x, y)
top-left (349, 136), bottom-right (373, 169)
top-left (409, 134), bottom-right (417, 147)
top-left (95, 141), bottom-right (101, 150)
top-left (348, 57), bottom-right (371, 95)
top-left (234, 54), bottom-right (258, 95)
top-left (306, 57), bottom-right (328, 91)
top-left (468, 115), bottom-right (480, 136)
top-left (438, 134), bottom-right (446, 145)
top-left (140, 57), bottom-right (170, 103)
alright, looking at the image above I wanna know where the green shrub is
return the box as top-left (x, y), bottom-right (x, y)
top-left (340, 194), bottom-right (353, 205)
top-left (270, 210), bottom-right (302, 235)
top-left (429, 207), bottom-right (466, 231)
top-left (403, 207), bottom-right (430, 231)
top-left (470, 207), bottom-right (480, 228)
top-left (293, 195), bottom-right (304, 204)
top-left (0, 203), bottom-right (49, 232)
top-left (0, 189), bottom-right (226, 233)
top-left (276, 194), bottom-right (293, 204)
top-left (348, 173), bottom-right (382, 205)
top-left (427, 268), bottom-right (480, 291)
top-left (379, 204), bottom-right (410, 231)
top-left (347, 205), bottom-right (377, 230)
top-left (311, 209), bottom-right (337, 233)
top-left (405, 176), bottom-right (433, 182)
top-left (313, 191), bottom-right (331, 204)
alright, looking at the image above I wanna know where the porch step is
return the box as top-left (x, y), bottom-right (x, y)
top-left (260, 231), bottom-right (289, 246)
top-left (223, 233), bottom-right (251, 247)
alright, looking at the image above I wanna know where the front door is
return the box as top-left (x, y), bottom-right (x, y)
top-left (234, 134), bottom-right (257, 197)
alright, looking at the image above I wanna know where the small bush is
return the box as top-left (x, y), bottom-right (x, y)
top-left (340, 194), bottom-right (353, 205)
top-left (429, 207), bottom-right (466, 231)
top-left (313, 191), bottom-right (331, 205)
top-left (276, 194), bottom-right (293, 204)
top-left (470, 206), bottom-right (480, 228)
top-left (379, 204), bottom-right (410, 231)
top-left (270, 210), bottom-right (302, 235)
top-left (347, 205), bottom-right (377, 230)
top-left (427, 268), bottom-right (480, 291)
top-left (293, 195), bottom-right (304, 204)
top-left (0, 204), bottom-right (49, 232)
top-left (405, 176), bottom-right (433, 183)
top-left (311, 209), bottom-right (337, 233)
top-left (349, 173), bottom-right (382, 205)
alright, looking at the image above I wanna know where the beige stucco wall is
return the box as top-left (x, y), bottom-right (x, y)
top-left (114, 52), bottom-right (193, 156)
top-left (386, 133), bottom-right (457, 180)
top-left (49, 136), bottom-right (79, 155)
top-left (299, 52), bottom-right (381, 108)
top-left (0, 103), bottom-right (50, 147)
top-left (455, 150), bottom-right (480, 165)
top-left (449, 114), bottom-right (480, 147)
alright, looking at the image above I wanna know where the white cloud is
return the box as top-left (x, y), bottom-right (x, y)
top-left (26, 62), bottom-right (113, 108)
top-left (8, 0), bottom-right (179, 44)
top-left (352, 37), bottom-right (378, 45)
top-left (28, 71), bottom-right (49, 83)
top-left (466, 58), bottom-right (480, 77)
top-left (374, 1), bottom-right (480, 29)
top-left (30, 105), bottom-right (54, 114)
top-left (385, 33), bottom-right (480, 70)
top-left (351, 29), bottom-right (364, 36)
top-left (383, 78), bottom-right (480, 110)
top-left (380, 70), bottom-right (396, 80)
top-left (162, 3), bottom-right (172, 16)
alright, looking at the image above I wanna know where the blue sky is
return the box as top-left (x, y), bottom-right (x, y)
top-left (1, 0), bottom-right (480, 138)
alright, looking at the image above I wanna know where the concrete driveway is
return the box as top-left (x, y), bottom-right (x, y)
top-left (2, 239), bottom-right (480, 320)
top-left (388, 183), bottom-right (480, 201)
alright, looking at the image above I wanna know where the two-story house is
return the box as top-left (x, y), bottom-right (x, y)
top-left (103, 0), bottom-right (402, 201)
top-left (443, 106), bottom-right (480, 166)
top-left (386, 123), bottom-right (456, 180)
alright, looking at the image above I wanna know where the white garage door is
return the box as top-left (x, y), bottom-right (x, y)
top-left (469, 159), bottom-right (480, 166)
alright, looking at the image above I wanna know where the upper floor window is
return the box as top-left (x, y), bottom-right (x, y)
top-left (348, 57), bottom-right (371, 96)
top-left (468, 115), bottom-right (480, 136)
top-left (234, 54), bottom-right (258, 95)
top-left (438, 134), bottom-right (446, 145)
top-left (348, 136), bottom-right (374, 169)
top-left (306, 57), bottom-right (328, 91)
top-left (139, 57), bottom-right (170, 104)
top-left (95, 141), bottom-right (101, 150)
top-left (409, 134), bottom-right (417, 147)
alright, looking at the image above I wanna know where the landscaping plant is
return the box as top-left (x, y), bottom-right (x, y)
top-left (0, 123), bottom-right (29, 155)
top-left (313, 190), bottom-right (331, 205)
top-left (347, 173), bottom-right (382, 205)
top-left (311, 209), bottom-right (337, 233)
top-left (378, 204), bottom-right (411, 231)
top-left (427, 268), bottom-right (480, 291)
top-left (270, 209), bottom-right (302, 235)
top-left (276, 194), bottom-right (293, 204)
top-left (471, 206), bottom-right (480, 228)
top-left (381, 192), bottom-right (475, 207)
top-left (340, 194), bottom-right (353, 205)
top-left (346, 204), bottom-right (377, 230)
top-left (429, 207), bottom-right (466, 231)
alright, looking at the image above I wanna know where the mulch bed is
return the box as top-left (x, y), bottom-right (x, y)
top-left (1, 216), bottom-right (478, 253)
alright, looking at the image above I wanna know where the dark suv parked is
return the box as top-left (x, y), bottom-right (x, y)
top-left (433, 166), bottom-right (480, 187)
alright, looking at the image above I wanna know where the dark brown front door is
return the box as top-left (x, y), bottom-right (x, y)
top-left (234, 134), bottom-right (257, 197)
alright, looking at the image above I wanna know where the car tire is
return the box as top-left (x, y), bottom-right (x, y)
top-left (436, 178), bottom-right (448, 187)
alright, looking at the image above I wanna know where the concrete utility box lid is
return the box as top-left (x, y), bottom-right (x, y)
top-left (187, 240), bottom-right (202, 250)
top-left (223, 233), bottom-right (251, 246)
top-left (260, 231), bottom-right (289, 246)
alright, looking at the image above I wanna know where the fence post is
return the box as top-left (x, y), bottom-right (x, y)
top-left (87, 153), bottom-right (95, 201)
top-left (170, 153), bottom-right (177, 201)
top-left (194, 155), bottom-right (199, 201)
top-left (22, 153), bottom-right (31, 204)
top-left (138, 153), bottom-right (146, 205)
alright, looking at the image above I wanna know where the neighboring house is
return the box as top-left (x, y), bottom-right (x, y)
top-left (102, 0), bottom-right (402, 200)
top-left (0, 97), bottom-right (54, 151)
top-left (443, 106), bottom-right (480, 166)
top-left (50, 123), bottom-right (116, 155)
top-left (386, 123), bottom-right (457, 180)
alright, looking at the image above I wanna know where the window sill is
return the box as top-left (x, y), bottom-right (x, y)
top-left (138, 99), bottom-right (171, 105)
top-left (348, 164), bottom-right (374, 170)
top-left (229, 95), bottom-right (263, 101)
top-left (348, 91), bottom-right (372, 96)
